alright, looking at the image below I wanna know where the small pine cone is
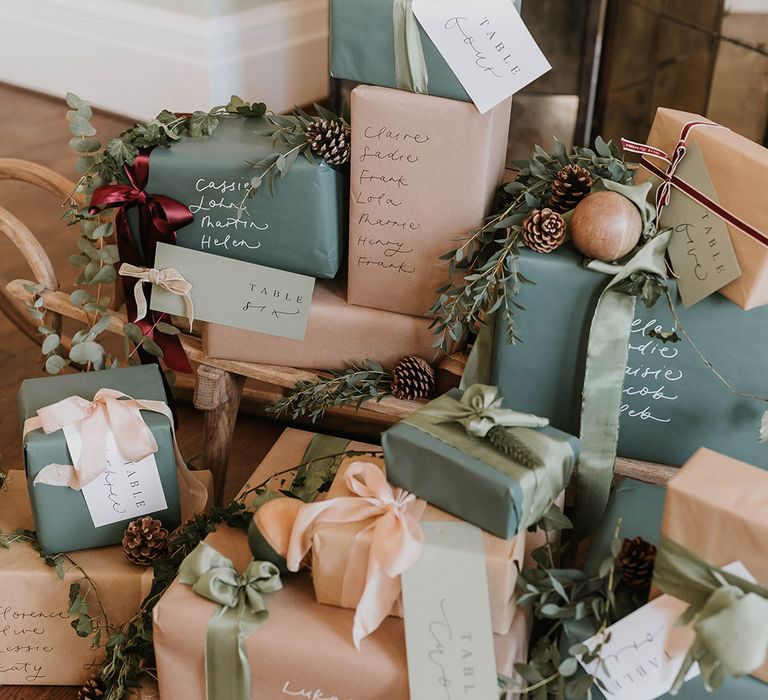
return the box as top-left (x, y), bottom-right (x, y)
top-left (522, 208), bottom-right (567, 253)
top-left (618, 537), bottom-right (657, 590)
top-left (550, 164), bottom-right (593, 213)
top-left (122, 517), bottom-right (169, 566)
top-left (78, 673), bottom-right (106, 700)
top-left (391, 356), bottom-right (436, 401)
top-left (486, 425), bottom-right (543, 468)
top-left (305, 118), bottom-right (351, 166)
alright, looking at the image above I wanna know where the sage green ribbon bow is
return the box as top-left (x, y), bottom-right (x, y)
top-left (392, 0), bottom-right (428, 94)
top-left (653, 535), bottom-right (768, 694)
top-left (179, 542), bottom-right (283, 700)
top-left (430, 384), bottom-right (549, 437)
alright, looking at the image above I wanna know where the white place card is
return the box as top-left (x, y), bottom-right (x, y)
top-left (412, 0), bottom-right (551, 113)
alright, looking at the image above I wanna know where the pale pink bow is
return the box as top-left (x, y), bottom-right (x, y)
top-left (119, 263), bottom-right (194, 331)
top-left (285, 461), bottom-right (426, 648)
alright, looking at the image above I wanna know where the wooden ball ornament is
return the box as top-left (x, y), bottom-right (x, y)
top-left (570, 191), bottom-right (642, 262)
top-left (248, 497), bottom-right (304, 574)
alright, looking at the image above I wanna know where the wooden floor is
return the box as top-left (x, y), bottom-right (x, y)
top-left (0, 84), bottom-right (288, 699)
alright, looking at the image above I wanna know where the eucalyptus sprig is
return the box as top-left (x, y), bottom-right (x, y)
top-left (429, 138), bottom-right (633, 352)
top-left (267, 359), bottom-right (393, 422)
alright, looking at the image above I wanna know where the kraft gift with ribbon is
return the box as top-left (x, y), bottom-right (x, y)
top-left (18, 364), bottom-right (208, 554)
top-left (382, 386), bottom-right (578, 540)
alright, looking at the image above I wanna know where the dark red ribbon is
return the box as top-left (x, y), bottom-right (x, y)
top-left (89, 151), bottom-right (194, 373)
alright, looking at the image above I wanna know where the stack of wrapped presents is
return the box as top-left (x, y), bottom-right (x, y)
top-left (3, 1), bottom-right (768, 699)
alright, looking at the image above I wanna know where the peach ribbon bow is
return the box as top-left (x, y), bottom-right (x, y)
top-left (119, 263), bottom-right (194, 331)
top-left (285, 461), bottom-right (426, 648)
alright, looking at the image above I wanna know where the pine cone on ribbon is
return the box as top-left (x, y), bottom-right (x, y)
top-left (522, 208), bottom-right (567, 253)
top-left (617, 536), bottom-right (657, 590)
top-left (122, 517), bottom-right (169, 566)
top-left (305, 118), bottom-right (351, 166)
top-left (391, 356), bottom-right (436, 401)
top-left (486, 425), bottom-right (543, 469)
top-left (78, 673), bottom-right (105, 700)
top-left (550, 164), bottom-right (593, 213)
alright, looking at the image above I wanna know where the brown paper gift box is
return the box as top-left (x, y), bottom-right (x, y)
top-left (637, 107), bottom-right (768, 310)
top-left (202, 279), bottom-right (449, 371)
top-left (660, 448), bottom-right (768, 682)
top-left (347, 85), bottom-right (512, 317)
top-left (311, 455), bottom-right (526, 635)
top-left (153, 524), bottom-right (531, 700)
top-left (0, 469), bottom-right (211, 686)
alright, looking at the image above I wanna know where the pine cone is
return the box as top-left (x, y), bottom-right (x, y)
top-left (122, 517), bottom-right (169, 566)
top-left (486, 425), bottom-right (543, 468)
top-left (305, 118), bottom-right (351, 166)
top-left (550, 164), bottom-right (593, 213)
top-left (522, 208), bottom-right (567, 253)
top-left (391, 356), bottom-right (436, 401)
top-left (618, 537), bottom-right (657, 590)
top-left (78, 673), bottom-right (105, 700)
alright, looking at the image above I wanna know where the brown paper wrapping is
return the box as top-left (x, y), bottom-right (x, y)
top-left (660, 448), bottom-right (768, 682)
top-left (311, 455), bottom-right (525, 635)
top-left (202, 279), bottom-right (449, 370)
top-left (638, 108), bottom-right (768, 310)
top-left (347, 85), bottom-right (512, 317)
top-left (153, 524), bottom-right (531, 700)
top-left (0, 470), bottom-right (211, 686)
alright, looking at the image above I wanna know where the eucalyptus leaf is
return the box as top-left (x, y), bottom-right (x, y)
top-left (70, 289), bottom-right (90, 307)
top-left (69, 341), bottom-right (105, 369)
top-left (69, 137), bottom-right (101, 153)
top-left (41, 334), bottom-right (61, 354)
top-left (66, 92), bottom-right (85, 109)
top-left (139, 336), bottom-right (164, 358)
top-left (69, 115), bottom-right (96, 137)
top-left (45, 355), bottom-right (67, 374)
top-left (123, 323), bottom-right (144, 344)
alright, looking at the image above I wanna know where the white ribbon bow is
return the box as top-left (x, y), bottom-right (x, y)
top-left (119, 263), bottom-right (194, 331)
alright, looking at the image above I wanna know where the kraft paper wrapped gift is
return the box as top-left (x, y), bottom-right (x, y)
top-left (19, 365), bottom-right (182, 554)
top-left (348, 85), bottom-right (512, 316)
top-left (560, 478), bottom-right (767, 699)
top-left (126, 115), bottom-right (346, 279)
top-left (202, 279), bottom-right (450, 370)
top-left (636, 108), bottom-right (768, 310)
top-left (153, 525), bottom-right (531, 700)
top-left (489, 243), bottom-right (768, 468)
top-left (382, 388), bottom-right (578, 539)
top-left (307, 455), bottom-right (526, 636)
top-left (330, 0), bottom-right (523, 102)
top-left (0, 469), bottom-right (212, 686)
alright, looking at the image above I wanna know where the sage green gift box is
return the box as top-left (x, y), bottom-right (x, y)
top-left (489, 244), bottom-right (768, 469)
top-left (128, 116), bottom-right (346, 279)
top-left (330, 0), bottom-right (523, 102)
top-left (560, 479), bottom-right (767, 699)
top-left (381, 389), bottom-right (578, 539)
top-left (18, 365), bottom-right (181, 554)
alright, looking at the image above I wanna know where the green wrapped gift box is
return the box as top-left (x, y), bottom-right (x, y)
top-left (18, 365), bottom-right (181, 554)
top-left (560, 479), bottom-right (767, 699)
top-left (127, 116), bottom-right (346, 279)
top-left (381, 388), bottom-right (578, 539)
top-left (330, 0), bottom-right (523, 102)
top-left (489, 244), bottom-right (768, 468)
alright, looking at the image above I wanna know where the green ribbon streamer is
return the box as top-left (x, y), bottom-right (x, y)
top-left (407, 390), bottom-right (574, 531)
top-left (179, 542), bottom-right (283, 700)
top-left (460, 315), bottom-right (496, 390)
top-left (653, 535), bottom-right (768, 694)
top-left (574, 181), bottom-right (671, 539)
top-left (392, 0), bottom-right (428, 94)
top-left (302, 433), bottom-right (353, 468)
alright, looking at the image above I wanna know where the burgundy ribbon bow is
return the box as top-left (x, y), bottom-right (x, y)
top-left (621, 121), bottom-right (768, 248)
top-left (89, 151), bottom-right (194, 373)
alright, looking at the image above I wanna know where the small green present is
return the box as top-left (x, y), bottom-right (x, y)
top-left (382, 385), bottom-right (577, 539)
top-left (18, 365), bottom-right (184, 554)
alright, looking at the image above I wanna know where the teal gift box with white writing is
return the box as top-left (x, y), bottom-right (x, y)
top-left (18, 365), bottom-right (181, 554)
top-left (330, 0), bottom-right (523, 102)
top-left (127, 116), bottom-right (346, 279)
top-left (488, 244), bottom-right (768, 468)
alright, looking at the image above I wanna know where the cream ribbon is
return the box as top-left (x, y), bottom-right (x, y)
top-left (285, 461), bottom-right (426, 648)
top-left (24, 388), bottom-right (207, 519)
top-left (119, 263), bottom-right (194, 331)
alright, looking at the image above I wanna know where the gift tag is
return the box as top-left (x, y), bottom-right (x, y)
top-left (577, 561), bottom-right (754, 699)
top-left (412, 0), bottom-right (550, 113)
top-left (62, 413), bottom-right (168, 528)
top-left (401, 521), bottom-right (497, 700)
top-left (661, 143), bottom-right (741, 308)
top-left (150, 243), bottom-right (315, 340)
